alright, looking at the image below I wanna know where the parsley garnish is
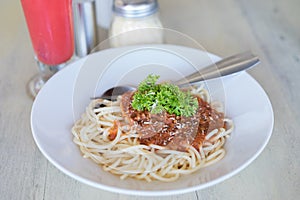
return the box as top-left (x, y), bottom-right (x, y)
top-left (131, 74), bottom-right (198, 117)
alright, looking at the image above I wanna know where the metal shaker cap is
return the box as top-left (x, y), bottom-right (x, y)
top-left (113, 0), bottom-right (158, 18)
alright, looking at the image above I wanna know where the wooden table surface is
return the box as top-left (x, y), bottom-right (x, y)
top-left (1, 0), bottom-right (299, 199)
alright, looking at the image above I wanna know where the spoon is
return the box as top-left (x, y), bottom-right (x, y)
top-left (93, 51), bottom-right (259, 100)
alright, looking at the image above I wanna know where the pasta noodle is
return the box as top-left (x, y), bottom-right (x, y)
top-left (72, 86), bottom-right (234, 182)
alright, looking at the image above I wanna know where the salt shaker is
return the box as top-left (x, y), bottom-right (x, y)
top-left (109, 0), bottom-right (164, 47)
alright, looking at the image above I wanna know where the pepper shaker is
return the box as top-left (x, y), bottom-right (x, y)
top-left (73, 0), bottom-right (99, 57)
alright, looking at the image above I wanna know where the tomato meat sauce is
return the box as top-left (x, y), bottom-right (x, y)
top-left (120, 91), bottom-right (225, 152)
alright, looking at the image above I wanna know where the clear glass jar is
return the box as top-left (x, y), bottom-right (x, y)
top-left (109, 0), bottom-right (163, 47)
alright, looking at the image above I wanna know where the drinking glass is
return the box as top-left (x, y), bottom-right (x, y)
top-left (21, 0), bottom-right (74, 98)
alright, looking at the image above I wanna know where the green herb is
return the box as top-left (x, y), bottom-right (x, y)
top-left (131, 74), bottom-right (198, 117)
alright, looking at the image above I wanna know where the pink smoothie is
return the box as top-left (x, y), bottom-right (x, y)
top-left (21, 0), bottom-right (74, 65)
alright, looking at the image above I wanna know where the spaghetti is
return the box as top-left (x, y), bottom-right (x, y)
top-left (72, 85), bottom-right (233, 182)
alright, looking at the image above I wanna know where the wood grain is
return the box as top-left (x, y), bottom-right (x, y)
top-left (0, 0), bottom-right (299, 199)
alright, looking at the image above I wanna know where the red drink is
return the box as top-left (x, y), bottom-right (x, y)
top-left (21, 0), bottom-right (74, 65)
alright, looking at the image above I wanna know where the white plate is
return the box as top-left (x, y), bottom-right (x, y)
top-left (31, 45), bottom-right (274, 196)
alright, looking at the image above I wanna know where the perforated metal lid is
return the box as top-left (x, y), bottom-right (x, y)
top-left (113, 0), bottom-right (158, 18)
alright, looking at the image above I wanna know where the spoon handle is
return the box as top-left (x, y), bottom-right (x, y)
top-left (92, 51), bottom-right (259, 100)
top-left (174, 51), bottom-right (260, 86)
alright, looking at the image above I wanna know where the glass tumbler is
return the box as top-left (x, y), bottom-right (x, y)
top-left (21, 0), bottom-right (74, 98)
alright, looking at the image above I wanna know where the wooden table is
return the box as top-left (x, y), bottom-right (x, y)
top-left (1, 0), bottom-right (299, 199)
